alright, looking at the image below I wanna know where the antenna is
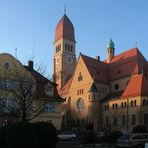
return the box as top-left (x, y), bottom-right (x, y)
top-left (135, 41), bottom-right (138, 48)
top-left (15, 47), bottom-right (18, 59)
top-left (64, 5), bottom-right (66, 14)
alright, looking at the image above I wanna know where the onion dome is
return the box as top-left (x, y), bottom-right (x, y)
top-left (107, 38), bottom-right (115, 48)
top-left (55, 14), bottom-right (75, 42)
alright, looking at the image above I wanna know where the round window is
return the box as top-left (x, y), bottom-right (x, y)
top-left (114, 84), bottom-right (119, 90)
top-left (77, 98), bottom-right (84, 112)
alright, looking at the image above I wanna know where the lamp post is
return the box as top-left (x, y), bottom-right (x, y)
top-left (126, 98), bottom-right (129, 131)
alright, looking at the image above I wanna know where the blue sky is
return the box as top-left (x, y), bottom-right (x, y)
top-left (0, 0), bottom-right (148, 77)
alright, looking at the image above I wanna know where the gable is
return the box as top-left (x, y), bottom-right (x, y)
top-left (70, 54), bottom-right (93, 90)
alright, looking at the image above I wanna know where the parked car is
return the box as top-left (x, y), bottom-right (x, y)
top-left (145, 139), bottom-right (148, 148)
top-left (57, 131), bottom-right (76, 140)
top-left (116, 133), bottom-right (148, 148)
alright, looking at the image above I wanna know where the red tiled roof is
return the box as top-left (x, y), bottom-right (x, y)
top-left (55, 14), bottom-right (75, 42)
top-left (24, 66), bottom-right (63, 101)
top-left (58, 77), bottom-right (72, 96)
top-left (109, 48), bottom-right (147, 81)
top-left (59, 48), bottom-right (148, 97)
top-left (81, 54), bottom-right (109, 84)
top-left (122, 74), bottom-right (148, 98)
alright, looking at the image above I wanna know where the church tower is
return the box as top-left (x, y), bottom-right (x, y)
top-left (53, 14), bottom-right (76, 89)
top-left (106, 38), bottom-right (115, 63)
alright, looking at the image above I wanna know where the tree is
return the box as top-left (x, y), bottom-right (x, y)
top-left (101, 110), bottom-right (124, 132)
top-left (62, 109), bottom-right (88, 130)
top-left (0, 60), bottom-right (45, 122)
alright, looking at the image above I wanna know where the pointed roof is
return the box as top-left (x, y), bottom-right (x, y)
top-left (58, 76), bottom-right (72, 96)
top-left (80, 54), bottom-right (109, 84)
top-left (55, 14), bottom-right (75, 42)
top-left (88, 83), bottom-right (98, 92)
top-left (107, 38), bottom-right (115, 48)
top-left (109, 48), bottom-right (147, 81)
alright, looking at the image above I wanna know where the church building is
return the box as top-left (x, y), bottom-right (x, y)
top-left (53, 13), bottom-right (148, 131)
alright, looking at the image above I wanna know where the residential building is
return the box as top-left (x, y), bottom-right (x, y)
top-left (0, 53), bottom-right (63, 129)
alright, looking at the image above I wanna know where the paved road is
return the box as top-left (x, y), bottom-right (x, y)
top-left (56, 141), bottom-right (116, 148)
top-left (56, 140), bottom-right (83, 148)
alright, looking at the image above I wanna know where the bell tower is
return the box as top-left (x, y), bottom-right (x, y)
top-left (107, 38), bottom-right (115, 63)
top-left (53, 14), bottom-right (76, 89)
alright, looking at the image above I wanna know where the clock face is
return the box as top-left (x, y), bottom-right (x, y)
top-left (66, 56), bottom-right (73, 64)
top-left (77, 98), bottom-right (84, 112)
top-left (56, 57), bottom-right (60, 64)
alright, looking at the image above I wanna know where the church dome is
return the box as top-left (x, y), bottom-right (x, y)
top-left (55, 14), bottom-right (75, 42)
top-left (107, 38), bottom-right (115, 48)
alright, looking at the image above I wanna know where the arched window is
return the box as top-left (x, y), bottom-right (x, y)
top-left (115, 103), bottom-right (118, 109)
top-left (77, 98), bottom-right (84, 112)
top-left (134, 100), bottom-right (137, 106)
top-left (124, 102), bottom-right (127, 108)
top-left (70, 45), bottom-right (73, 52)
top-left (88, 94), bottom-right (91, 101)
top-left (143, 99), bottom-right (146, 106)
top-left (121, 102), bottom-right (123, 108)
top-left (131, 100), bottom-right (133, 107)
top-left (68, 44), bottom-right (70, 51)
top-left (112, 104), bottom-right (115, 109)
top-left (114, 84), bottom-right (119, 90)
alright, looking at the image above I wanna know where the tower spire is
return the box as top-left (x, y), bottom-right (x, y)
top-left (64, 5), bottom-right (66, 14)
top-left (109, 32), bottom-right (112, 39)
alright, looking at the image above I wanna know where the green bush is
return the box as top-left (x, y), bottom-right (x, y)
top-left (7, 122), bottom-right (37, 148)
top-left (0, 126), bottom-right (8, 148)
top-left (84, 130), bottom-right (95, 143)
top-left (34, 122), bottom-right (57, 148)
top-left (132, 125), bottom-right (147, 133)
top-left (6, 122), bottom-right (57, 148)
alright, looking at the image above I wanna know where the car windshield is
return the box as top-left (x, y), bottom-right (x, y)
top-left (118, 134), bottom-right (132, 140)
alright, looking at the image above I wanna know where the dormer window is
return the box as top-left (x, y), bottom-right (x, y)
top-left (114, 84), bottom-right (119, 90)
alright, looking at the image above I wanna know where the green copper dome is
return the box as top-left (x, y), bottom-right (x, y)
top-left (107, 38), bottom-right (115, 48)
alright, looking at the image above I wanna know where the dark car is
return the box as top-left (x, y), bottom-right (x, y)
top-left (116, 133), bottom-right (148, 148)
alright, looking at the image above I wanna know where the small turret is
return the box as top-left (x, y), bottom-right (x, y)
top-left (107, 38), bottom-right (115, 63)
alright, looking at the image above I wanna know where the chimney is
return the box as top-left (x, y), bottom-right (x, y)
top-left (96, 56), bottom-right (100, 61)
top-left (28, 60), bottom-right (33, 70)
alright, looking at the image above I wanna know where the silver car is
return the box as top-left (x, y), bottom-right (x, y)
top-left (117, 133), bottom-right (148, 148)
top-left (58, 131), bottom-right (76, 140)
top-left (145, 140), bottom-right (148, 148)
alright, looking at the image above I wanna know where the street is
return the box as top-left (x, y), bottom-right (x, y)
top-left (56, 140), bottom-right (83, 148)
top-left (56, 140), bottom-right (117, 148)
